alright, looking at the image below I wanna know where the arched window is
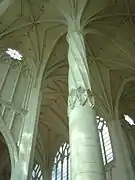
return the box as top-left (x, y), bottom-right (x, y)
top-left (52, 117), bottom-right (113, 180)
top-left (32, 162), bottom-right (43, 180)
top-left (96, 116), bottom-right (114, 165)
top-left (52, 143), bottom-right (70, 180)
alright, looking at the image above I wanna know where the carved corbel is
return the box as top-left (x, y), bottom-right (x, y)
top-left (68, 86), bottom-right (95, 114)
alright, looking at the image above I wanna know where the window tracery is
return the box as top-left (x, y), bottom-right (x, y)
top-left (32, 163), bottom-right (43, 180)
top-left (52, 143), bottom-right (70, 180)
top-left (96, 116), bottom-right (114, 165)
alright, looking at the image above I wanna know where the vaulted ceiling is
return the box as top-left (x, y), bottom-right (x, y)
top-left (0, 0), bottom-right (135, 165)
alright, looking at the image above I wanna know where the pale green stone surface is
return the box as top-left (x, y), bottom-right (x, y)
top-left (0, 0), bottom-right (134, 180)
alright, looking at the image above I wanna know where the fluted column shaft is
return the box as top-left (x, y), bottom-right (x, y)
top-left (67, 30), bottom-right (105, 180)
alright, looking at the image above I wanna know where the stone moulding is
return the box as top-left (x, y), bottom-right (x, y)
top-left (68, 86), bottom-right (95, 112)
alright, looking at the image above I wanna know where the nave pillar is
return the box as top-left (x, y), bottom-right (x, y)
top-left (67, 26), bottom-right (106, 180)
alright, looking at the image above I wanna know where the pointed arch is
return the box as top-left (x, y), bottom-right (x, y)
top-left (0, 116), bottom-right (18, 171)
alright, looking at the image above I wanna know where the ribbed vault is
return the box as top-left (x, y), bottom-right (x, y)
top-left (0, 0), bottom-right (135, 172)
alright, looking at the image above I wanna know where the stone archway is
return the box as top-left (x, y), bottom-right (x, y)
top-left (0, 132), bottom-right (11, 180)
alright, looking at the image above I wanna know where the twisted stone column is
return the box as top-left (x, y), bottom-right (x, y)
top-left (67, 30), bottom-right (105, 180)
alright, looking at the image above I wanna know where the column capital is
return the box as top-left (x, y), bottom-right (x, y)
top-left (67, 22), bottom-right (84, 40)
top-left (68, 86), bottom-right (95, 114)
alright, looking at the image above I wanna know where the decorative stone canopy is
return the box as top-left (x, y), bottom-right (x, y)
top-left (0, 0), bottom-right (135, 166)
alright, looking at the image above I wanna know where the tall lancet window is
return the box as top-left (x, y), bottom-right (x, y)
top-left (52, 143), bottom-right (70, 180)
top-left (96, 116), bottom-right (114, 165)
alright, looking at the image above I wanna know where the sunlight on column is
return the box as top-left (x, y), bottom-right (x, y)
top-left (19, 132), bottom-right (32, 177)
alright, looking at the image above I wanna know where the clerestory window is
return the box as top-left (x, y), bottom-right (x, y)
top-left (124, 114), bottom-right (135, 126)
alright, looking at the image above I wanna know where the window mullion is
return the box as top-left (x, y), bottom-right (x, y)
top-left (55, 164), bottom-right (58, 180)
top-left (61, 160), bottom-right (63, 180)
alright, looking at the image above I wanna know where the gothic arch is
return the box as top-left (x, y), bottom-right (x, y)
top-left (0, 116), bottom-right (18, 172)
